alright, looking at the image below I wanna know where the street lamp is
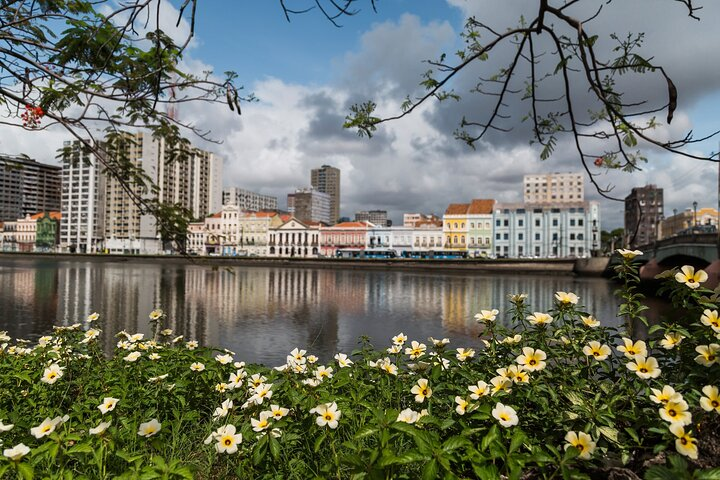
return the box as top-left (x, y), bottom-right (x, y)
top-left (693, 201), bottom-right (698, 228)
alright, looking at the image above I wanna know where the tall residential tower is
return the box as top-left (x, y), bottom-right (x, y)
top-left (311, 165), bottom-right (340, 224)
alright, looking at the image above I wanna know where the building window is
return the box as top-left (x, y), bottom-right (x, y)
top-left (570, 233), bottom-right (576, 240)
top-left (552, 219), bottom-right (558, 227)
top-left (535, 219), bottom-right (541, 227)
top-left (535, 233), bottom-right (540, 241)
top-left (496, 219), bottom-right (501, 227)
top-left (503, 219), bottom-right (509, 227)
top-left (578, 219), bottom-right (584, 226)
top-left (518, 233), bottom-right (524, 240)
top-left (518, 219), bottom-right (524, 227)
top-left (570, 219), bottom-right (576, 226)
top-left (496, 233), bottom-right (500, 240)
top-left (503, 233), bottom-right (509, 240)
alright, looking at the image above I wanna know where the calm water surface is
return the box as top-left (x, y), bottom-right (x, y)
top-left (0, 258), bottom-right (661, 365)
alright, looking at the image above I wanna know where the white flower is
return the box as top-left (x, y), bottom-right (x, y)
top-left (555, 291), bottom-right (579, 305)
top-left (334, 353), bottom-right (353, 368)
top-left (492, 403), bottom-right (518, 427)
top-left (41, 363), bottom-right (64, 384)
top-left (251, 411), bottom-right (273, 432)
top-left (3, 443), bottom-right (30, 461)
top-left (190, 362), bottom-right (205, 372)
top-left (89, 420), bottom-right (111, 435)
top-left (98, 397), bottom-right (119, 414)
top-left (185, 340), bottom-right (198, 350)
top-left (392, 333), bottom-right (408, 346)
top-left (137, 419), bottom-right (161, 437)
top-left (616, 249), bottom-right (643, 259)
top-left (311, 402), bottom-right (341, 429)
top-left (215, 424), bottom-right (242, 454)
top-left (215, 353), bottom-right (233, 365)
top-left (0, 420), bottom-right (14, 432)
top-left (123, 351), bottom-right (141, 362)
top-left (396, 408), bottom-right (420, 424)
top-left (213, 399), bottom-right (233, 419)
top-left (475, 309), bottom-right (499, 322)
top-left (30, 416), bottom-right (66, 438)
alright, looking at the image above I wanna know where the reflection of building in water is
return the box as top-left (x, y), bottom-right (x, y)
top-left (440, 277), bottom-right (478, 336)
top-left (0, 264), bottom-right (58, 339)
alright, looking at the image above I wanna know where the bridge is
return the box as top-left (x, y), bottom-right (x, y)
top-left (635, 233), bottom-right (720, 288)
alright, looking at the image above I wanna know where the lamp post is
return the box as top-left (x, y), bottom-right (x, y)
top-left (693, 201), bottom-right (698, 228)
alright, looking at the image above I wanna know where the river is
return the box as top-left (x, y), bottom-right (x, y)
top-left (0, 257), bottom-right (663, 365)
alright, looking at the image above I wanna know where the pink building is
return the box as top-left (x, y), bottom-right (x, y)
top-left (319, 221), bottom-right (371, 257)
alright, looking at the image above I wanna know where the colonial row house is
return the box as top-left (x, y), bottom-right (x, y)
top-left (1, 212), bottom-right (61, 252)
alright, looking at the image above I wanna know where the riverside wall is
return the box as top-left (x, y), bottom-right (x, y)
top-left (0, 252), bottom-right (610, 276)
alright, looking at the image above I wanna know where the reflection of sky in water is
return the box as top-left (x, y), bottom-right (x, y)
top-left (0, 257), bottom-right (646, 365)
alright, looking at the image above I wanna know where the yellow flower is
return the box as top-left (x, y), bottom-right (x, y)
top-left (616, 248), bottom-right (643, 259)
top-left (564, 431), bottom-right (596, 459)
top-left (701, 385), bottom-right (720, 413)
top-left (405, 341), bottom-right (427, 359)
top-left (455, 348), bottom-right (475, 362)
top-left (315, 365), bottom-right (333, 380)
top-left (516, 347), bottom-right (547, 372)
top-left (580, 315), bottom-right (601, 328)
top-left (455, 396), bottom-right (470, 415)
top-left (695, 344), bottom-right (720, 366)
top-left (411, 378), bottom-right (433, 403)
top-left (468, 381), bottom-right (489, 400)
top-left (215, 424), bottom-right (242, 454)
top-left (659, 399), bottom-right (692, 426)
top-left (474, 309), bottom-right (499, 322)
top-left (527, 312), bottom-right (553, 326)
top-left (617, 338), bottom-right (647, 359)
top-left (490, 376), bottom-right (512, 396)
top-left (701, 309), bottom-right (720, 333)
top-left (660, 333), bottom-right (684, 350)
top-left (137, 419), bottom-right (161, 437)
top-left (555, 291), bottom-right (579, 305)
top-left (491, 403), bottom-right (518, 427)
top-left (669, 424), bottom-right (698, 459)
top-left (649, 386), bottom-right (682, 405)
top-left (582, 341), bottom-right (611, 361)
top-left (311, 402), bottom-right (341, 429)
top-left (675, 265), bottom-right (708, 289)
top-left (215, 383), bottom-right (229, 393)
top-left (98, 397), bottom-right (119, 414)
top-left (626, 355), bottom-right (661, 379)
top-left (41, 363), bottom-right (64, 384)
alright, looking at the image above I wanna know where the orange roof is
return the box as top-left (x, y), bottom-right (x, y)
top-left (29, 211), bottom-right (62, 220)
top-left (254, 211), bottom-right (278, 218)
top-left (332, 221), bottom-right (370, 228)
top-left (467, 199), bottom-right (495, 214)
top-left (279, 214), bottom-right (292, 222)
top-left (445, 203), bottom-right (469, 215)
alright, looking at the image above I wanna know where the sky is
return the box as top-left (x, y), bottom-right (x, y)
top-left (2, 0), bottom-right (720, 229)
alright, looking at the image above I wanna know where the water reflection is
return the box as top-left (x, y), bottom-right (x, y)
top-left (0, 258), bottom-right (632, 365)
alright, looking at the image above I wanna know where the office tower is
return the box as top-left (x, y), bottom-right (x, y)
top-left (624, 185), bottom-right (664, 248)
top-left (59, 140), bottom-right (107, 253)
top-left (0, 154), bottom-right (61, 220)
top-left (287, 188), bottom-right (331, 225)
top-left (222, 187), bottom-right (278, 211)
top-left (311, 165), bottom-right (340, 224)
top-left (523, 172), bottom-right (584, 204)
top-left (355, 210), bottom-right (389, 226)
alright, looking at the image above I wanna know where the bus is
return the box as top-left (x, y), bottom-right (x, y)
top-left (400, 250), bottom-right (468, 260)
top-left (335, 249), bottom-right (397, 259)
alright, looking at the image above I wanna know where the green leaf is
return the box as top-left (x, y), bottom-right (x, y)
top-left (481, 424), bottom-right (499, 452)
top-left (473, 463), bottom-right (500, 480)
top-left (648, 324), bottom-right (665, 335)
top-left (422, 459), bottom-right (439, 480)
top-left (667, 454), bottom-right (688, 472)
top-left (354, 426), bottom-right (378, 440)
top-left (645, 465), bottom-right (680, 480)
top-left (696, 468), bottom-right (720, 480)
top-left (269, 436), bottom-right (281, 461)
top-left (624, 427), bottom-right (640, 444)
top-left (67, 443), bottom-right (94, 455)
top-left (509, 429), bottom-right (527, 454)
top-left (17, 463), bottom-right (34, 480)
top-left (598, 426), bottom-right (619, 444)
top-left (442, 435), bottom-right (472, 452)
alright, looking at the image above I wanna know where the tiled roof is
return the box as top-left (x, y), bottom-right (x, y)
top-left (468, 199), bottom-right (495, 214)
top-left (332, 221), bottom-right (370, 228)
top-left (444, 203), bottom-right (469, 215)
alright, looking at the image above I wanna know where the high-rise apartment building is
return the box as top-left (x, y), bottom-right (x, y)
top-left (0, 154), bottom-right (61, 220)
top-left (59, 140), bottom-right (106, 253)
top-left (355, 210), bottom-right (389, 226)
top-left (624, 185), bottom-right (663, 248)
top-left (311, 165), bottom-right (340, 224)
top-left (222, 187), bottom-right (278, 211)
top-left (287, 188), bottom-right (331, 225)
top-left (523, 172), bottom-right (584, 204)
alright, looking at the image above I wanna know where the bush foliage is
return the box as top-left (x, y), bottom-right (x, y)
top-left (1, 252), bottom-right (719, 479)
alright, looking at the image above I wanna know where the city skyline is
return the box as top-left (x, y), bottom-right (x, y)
top-left (0, 2), bottom-right (718, 229)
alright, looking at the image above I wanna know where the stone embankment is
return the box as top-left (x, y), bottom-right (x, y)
top-left (0, 252), bottom-right (611, 276)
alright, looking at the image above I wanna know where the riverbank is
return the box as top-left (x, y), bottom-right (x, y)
top-left (0, 252), bottom-right (610, 276)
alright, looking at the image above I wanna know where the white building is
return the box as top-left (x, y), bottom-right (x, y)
top-left (268, 217), bottom-right (321, 258)
top-left (223, 187), bottom-right (277, 211)
top-left (59, 140), bottom-right (106, 253)
top-left (493, 201), bottom-right (600, 258)
top-left (287, 187), bottom-right (331, 225)
top-left (523, 172), bottom-right (584, 204)
top-left (411, 224), bottom-right (444, 253)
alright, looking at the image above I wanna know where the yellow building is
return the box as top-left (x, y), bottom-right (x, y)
top-left (443, 203), bottom-right (469, 251)
top-left (659, 207), bottom-right (719, 239)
